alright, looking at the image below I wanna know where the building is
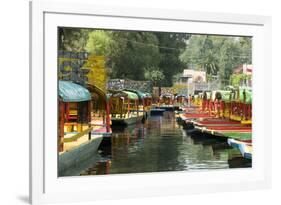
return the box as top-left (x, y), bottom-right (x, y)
top-left (233, 64), bottom-right (253, 75)
top-left (179, 69), bottom-right (207, 84)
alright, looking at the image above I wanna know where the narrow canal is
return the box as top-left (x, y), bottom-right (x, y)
top-left (79, 111), bottom-right (251, 176)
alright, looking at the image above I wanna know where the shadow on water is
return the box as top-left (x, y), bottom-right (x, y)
top-left (71, 111), bottom-right (251, 176)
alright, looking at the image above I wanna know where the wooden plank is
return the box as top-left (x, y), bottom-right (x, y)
top-left (64, 127), bottom-right (93, 142)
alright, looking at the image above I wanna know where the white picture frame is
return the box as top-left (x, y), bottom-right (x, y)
top-left (30, 0), bottom-right (272, 204)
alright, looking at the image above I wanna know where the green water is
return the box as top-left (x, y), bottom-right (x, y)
top-left (79, 111), bottom-right (251, 176)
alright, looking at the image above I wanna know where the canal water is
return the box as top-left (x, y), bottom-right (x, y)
top-left (79, 111), bottom-right (251, 176)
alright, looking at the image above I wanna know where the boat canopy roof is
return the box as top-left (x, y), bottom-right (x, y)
top-left (86, 84), bottom-right (109, 110)
top-left (216, 90), bottom-right (232, 101)
top-left (176, 94), bottom-right (187, 98)
top-left (59, 81), bottom-right (91, 102)
top-left (239, 87), bottom-right (252, 104)
top-left (122, 91), bottom-right (139, 100)
top-left (161, 93), bottom-right (174, 98)
top-left (124, 89), bottom-right (150, 99)
top-left (109, 90), bottom-right (139, 100)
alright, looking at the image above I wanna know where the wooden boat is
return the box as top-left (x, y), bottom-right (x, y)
top-left (156, 105), bottom-right (174, 111)
top-left (124, 89), bottom-right (152, 118)
top-left (239, 143), bottom-right (252, 159)
top-left (86, 84), bottom-right (111, 133)
top-left (228, 138), bottom-right (251, 148)
top-left (228, 139), bottom-right (252, 159)
top-left (109, 90), bottom-right (144, 126)
top-left (156, 93), bottom-right (175, 111)
top-left (111, 115), bottom-right (143, 126)
top-left (194, 125), bottom-right (252, 138)
top-left (58, 81), bottom-right (103, 175)
top-left (150, 108), bottom-right (165, 115)
top-left (59, 80), bottom-right (93, 152)
top-left (172, 94), bottom-right (187, 111)
top-left (193, 119), bottom-right (242, 126)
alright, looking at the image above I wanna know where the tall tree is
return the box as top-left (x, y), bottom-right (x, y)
top-left (155, 33), bottom-right (190, 87)
top-left (108, 31), bottom-right (161, 80)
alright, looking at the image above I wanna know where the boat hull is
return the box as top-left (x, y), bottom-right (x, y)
top-left (150, 108), bottom-right (165, 116)
top-left (111, 115), bottom-right (143, 126)
top-left (58, 135), bottom-right (103, 176)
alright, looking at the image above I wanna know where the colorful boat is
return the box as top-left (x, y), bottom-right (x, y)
top-left (124, 89), bottom-right (152, 118)
top-left (86, 83), bottom-right (111, 134)
top-left (109, 90), bottom-right (144, 126)
top-left (58, 81), bottom-right (103, 175)
top-left (59, 80), bottom-right (94, 151)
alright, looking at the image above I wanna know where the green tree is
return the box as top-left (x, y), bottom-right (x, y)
top-left (85, 30), bottom-right (112, 55)
top-left (155, 33), bottom-right (190, 86)
top-left (180, 35), bottom-right (252, 85)
top-left (58, 28), bottom-right (90, 51)
top-left (108, 31), bottom-right (161, 80)
top-left (144, 69), bottom-right (165, 87)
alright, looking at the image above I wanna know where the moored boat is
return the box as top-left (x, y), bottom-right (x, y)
top-left (227, 138), bottom-right (252, 159)
top-left (109, 90), bottom-right (144, 126)
top-left (150, 108), bottom-right (165, 116)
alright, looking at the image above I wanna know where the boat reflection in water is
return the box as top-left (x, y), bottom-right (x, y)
top-left (80, 111), bottom-right (251, 176)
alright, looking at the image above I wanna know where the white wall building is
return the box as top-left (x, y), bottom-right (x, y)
top-left (179, 69), bottom-right (206, 84)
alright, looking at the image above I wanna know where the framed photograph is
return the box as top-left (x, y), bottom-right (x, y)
top-left (30, 0), bottom-right (272, 204)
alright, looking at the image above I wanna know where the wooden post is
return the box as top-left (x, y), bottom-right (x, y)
top-left (136, 100), bottom-right (139, 116)
top-left (142, 98), bottom-right (145, 113)
top-left (127, 98), bottom-right (130, 118)
top-left (88, 101), bottom-right (92, 140)
top-left (208, 100), bottom-right (211, 116)
top-left (65, 102), bottom-right (69, 121)
top-left (59, 101), bottom-right (65, 152)
top-left (105, 98), bottom-right (111, 132)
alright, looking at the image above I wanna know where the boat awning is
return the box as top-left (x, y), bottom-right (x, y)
top-left (122, 91), bottom-right (139, 100)
top-left (59, 81), bottom-right (91, 102)
top-left (176, 94), bottom-right (187, 98)
top-left (124, 89), bottom-right (148, 99)
top-left (216, 90), bottom-right (231, 101)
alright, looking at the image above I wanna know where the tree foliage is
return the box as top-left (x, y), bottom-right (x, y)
top-left (144, 69), bottom-right (165, 86)
top-left (156, 33), bottom-right (190, 86)
top-left (58, 28), bottom-right (90, 52)
top-left (230, 73), bottom-right (252, 87)
top-left (58, 28), bottom-right (251, 87)
top-left (85, 31), bottom-right (112, 55)
top-left (180, 35), bottom-right (252, 84)
top-left (107, 31), bottom-right (161, 80)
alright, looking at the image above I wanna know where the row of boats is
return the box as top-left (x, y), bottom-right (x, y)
top-left (176, 87), bottom-right (252, 160)
top-left (58, 80), bottom-right (187, 152)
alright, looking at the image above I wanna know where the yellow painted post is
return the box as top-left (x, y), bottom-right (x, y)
top-left (66, 124), bottom-right (72, 132)
top-left (77, 123), bottom-right (83, 132)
